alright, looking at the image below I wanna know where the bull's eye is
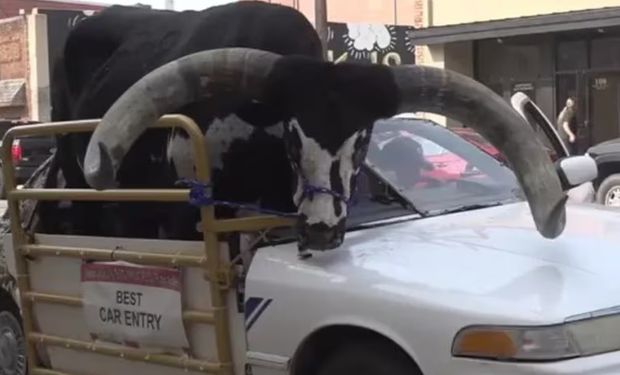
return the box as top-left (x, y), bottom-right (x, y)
top-left (352, 131), bottom-right (371, 167)
top-left (352, 147), bottom-right (366, 167)
top-left (285, 141), bottom-right (300, 167)
top-left (330, 160), bottom-right (344, 216)
top-left (284, 125), bottom-right (303, 167)
top-left (291, 172), bottom-right (299, 191)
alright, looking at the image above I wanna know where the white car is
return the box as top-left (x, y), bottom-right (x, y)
top-left (2, 111), bottom-right (618, 375)
top-left (249, 117), bottom-right (620, 375)
top-left (249, 192), bottom-right (620, 375)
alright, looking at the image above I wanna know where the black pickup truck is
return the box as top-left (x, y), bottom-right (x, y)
top-left (587, 138), bottom-right (620, 207)
top-left (0, 120), bottom-right (56, 199)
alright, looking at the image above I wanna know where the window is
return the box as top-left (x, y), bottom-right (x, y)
top-left (365, 118), bottom-right (521, 214)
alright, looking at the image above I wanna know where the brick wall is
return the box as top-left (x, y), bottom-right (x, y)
top-left (0, 17), bottom-right (29, 119)
top-left (0, 5), bottom-right (103, 121)
top-left (0, 18), bottom-right (27, 80)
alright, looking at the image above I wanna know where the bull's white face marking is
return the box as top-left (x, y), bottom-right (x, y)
top-left (56, 169), bottom-right (72, 208)
top-left (264, 122), bottom-right (284, 138)
top-left (166, 133), bottom-right (194, 179)
top-left (288, 119), bottom-right (366, 227)
top-left (166, 114), bottom-right (256, 179)
top-left (204, 114), bottom-right (255, 170)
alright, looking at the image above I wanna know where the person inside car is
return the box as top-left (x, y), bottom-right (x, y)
top-left (366, 133), bottom-right (434, 188)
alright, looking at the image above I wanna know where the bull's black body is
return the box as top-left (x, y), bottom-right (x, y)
top-left (41, 2), bottom-right (325, 239)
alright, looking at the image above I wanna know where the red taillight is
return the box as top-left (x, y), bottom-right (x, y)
top-left (11, 139), bottom-right (22, 162)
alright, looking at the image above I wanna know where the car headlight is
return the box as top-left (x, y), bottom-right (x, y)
top-left (452, 312), bottom-right (620, 361)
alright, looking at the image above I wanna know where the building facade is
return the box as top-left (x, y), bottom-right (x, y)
top-left (243, 0), bottom-right (423, 66)
top-left (243, 0), bottom-right (431, 117)
top-left (250, 0), bottom-right (620, 149)
top-left (0, 1), bottom-right (105, 121)
top-left (0, 16), bottom-right (29, 119)
top-left (8, 0), bottom-right (618, 151)
top-left (411, 0), bottom-right (620, 150)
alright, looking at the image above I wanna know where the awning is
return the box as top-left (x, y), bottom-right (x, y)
top-left (409, 6), bottom-right (620, 45)
top-left (0, 79), bottom-right (26, 108)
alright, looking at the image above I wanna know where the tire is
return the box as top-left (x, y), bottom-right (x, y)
top-left (318, 339), bottom-right (422, 375)
top-left (596, 173), bottom-right (620, 207)
top-left (0, 291), bottom-right (26, 375)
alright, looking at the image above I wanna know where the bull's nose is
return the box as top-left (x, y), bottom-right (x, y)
top-left (298, 220), bottom-right (345, 251)
top-left (306, 222), bottom-right (337, 242)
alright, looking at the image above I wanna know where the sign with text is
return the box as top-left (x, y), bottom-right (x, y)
top-left (81, 261), bottom-right (189, 350)
top-left (327, 22), bottom-right (416, 66)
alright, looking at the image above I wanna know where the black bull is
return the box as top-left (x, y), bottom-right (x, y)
top-left (31, 1), bottom-right (567, 252)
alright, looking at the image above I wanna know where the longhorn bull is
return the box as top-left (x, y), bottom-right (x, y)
top-left (39, 1), bottom-right (567, 254)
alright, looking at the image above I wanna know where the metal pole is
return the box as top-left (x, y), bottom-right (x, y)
top-left (315, 0), bottom-right (328, 59)
top-left (394, 0), bottom-right (398, 25)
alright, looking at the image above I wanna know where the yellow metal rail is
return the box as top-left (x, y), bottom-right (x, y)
top-left (28, 333), bottom-right (223, 373)
top-left (0, 115), bottom-right (295, 375)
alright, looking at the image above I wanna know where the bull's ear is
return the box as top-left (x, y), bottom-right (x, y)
top-left (328, 63), bottom-right (401, 120)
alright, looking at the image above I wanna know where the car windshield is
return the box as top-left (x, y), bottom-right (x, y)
top-left (264, 117), bottom-right (526, 244)
top-left (359, 118), bottom-right (524, 216)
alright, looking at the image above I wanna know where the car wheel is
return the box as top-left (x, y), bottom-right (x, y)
top-left (0, 291), bottom-right (26, 375)
top-left (596, 173), bottom-right (620, 208)
top-left (318, 339), bottom-right (422, 375)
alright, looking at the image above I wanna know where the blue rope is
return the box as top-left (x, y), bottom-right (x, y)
top-left (300, 178), bottom-right (352, 206)
top-left (177, 179), bottom-right (299, 218)
top-left (177, 178), bottom-right (357, 218)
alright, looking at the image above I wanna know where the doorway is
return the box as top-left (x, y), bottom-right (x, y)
top-left (556, 73), bottom-right (587, 153)
top-left (588, 72), bottom-right (620, 146)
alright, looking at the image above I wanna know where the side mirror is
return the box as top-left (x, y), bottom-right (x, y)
top-left (511, 92), bottom-right (571, 158)
top-left (556, 154), bottom-right (598, 191)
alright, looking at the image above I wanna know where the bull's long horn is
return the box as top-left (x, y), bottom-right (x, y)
top-left (389, 65), bottom-right (567, 239)
top-left (83, 47), bottom-right (282, 190)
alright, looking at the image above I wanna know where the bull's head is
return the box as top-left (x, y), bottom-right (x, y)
top-left (82, 48), bottom-right (568, 251)
top-left (263, 58), bottom-right (398, 250)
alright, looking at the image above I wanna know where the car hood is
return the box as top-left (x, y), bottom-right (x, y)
top-left (262, 202), bottom-right (620, 324)
top-left (588, 137), bottom-right (620, 156)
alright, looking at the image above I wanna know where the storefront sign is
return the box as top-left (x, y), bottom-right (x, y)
top-left (513, 82), bottom-right (534, 92)
top-left (327, 22), bottom-right (416, 66)
top-left (81, 261), bottom-right (189, 350)
top-left (512, 82), bottom-right (535, 100)
top-left (593, 77), bottom-right (608, 90)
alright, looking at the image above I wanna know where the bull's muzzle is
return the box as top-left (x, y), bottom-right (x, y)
top-left (297, 216), bottom-right (346, 251)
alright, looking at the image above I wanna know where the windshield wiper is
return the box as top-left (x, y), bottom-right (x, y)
top-left (361, 163), bottom-right (426, 216)
top-left (439, 201), bottom-right (505, 215)
top-left (372, 194), bottom-right (417, 211)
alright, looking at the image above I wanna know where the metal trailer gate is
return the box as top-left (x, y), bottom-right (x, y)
top-left (0, 115), bottom-right (294, 375)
